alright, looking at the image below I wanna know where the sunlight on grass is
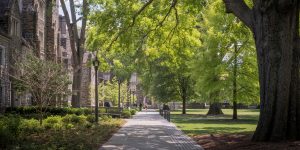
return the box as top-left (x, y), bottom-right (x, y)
top-left (171, 109), bottom-right (259, 136)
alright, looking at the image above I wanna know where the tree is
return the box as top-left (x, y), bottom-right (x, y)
top-left (191, 0), bottom-right (259, 116)
top-left (87, 0), bottom-right (201, 114)
top-left (98, 77), bottom-right (127, 107)
top-left (11, 53), bottom-right (70, 124)
top-left (60, 0), bottom-right (89, 107)
top-left (223, 0), bottom-right (300, 141)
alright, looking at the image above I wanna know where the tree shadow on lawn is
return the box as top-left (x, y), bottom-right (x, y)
top-left (181, 127), bottom-right (254, 135)
top-left (171, 118), bottom-right (257, 126)
top-left (171, 116), bottom-right (258, 125)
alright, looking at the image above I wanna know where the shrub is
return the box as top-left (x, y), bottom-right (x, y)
top-left (20, 118), bottom-right (43, 133)
top-left (62, 114), bottom-right (86, 124)
top-left (100, 115), bottom-right (112, 121)
top-left (121, 110), bottom-right (131, 118)
top-left (130, 109), bottom-right (136, 115)
top-left (43, 116), bottom-right (62, 129)
top-left (6, 107), bottom-right (94, 117)
top-left (0, 115), bottom-right (21, 148)
top-left (83, 108), bottom-right (92, 115)
top-left (86, 115), bottom-right (95, 123)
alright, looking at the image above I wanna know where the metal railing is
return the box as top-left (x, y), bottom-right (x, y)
top-left (159, 109), bottom-right (170, 122)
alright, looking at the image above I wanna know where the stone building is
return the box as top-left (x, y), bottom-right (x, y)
top-left (58, 15), bottom-right (73, 106)
top-left (0, 0), bottom-right (23, 110)
top-left (21, 0), bottom-right (46, 58)
top-left (0, 0), bottom-right (96, 109)
top-left (0, 0), bottom-right (63, 109)
top-left (45, 0), bottom-right (60, 62)
top-left (129, 73), bottom-right (150, 106)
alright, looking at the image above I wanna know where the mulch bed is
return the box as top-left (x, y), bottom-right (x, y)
top-left (192, 134), bottom-right (300, 150)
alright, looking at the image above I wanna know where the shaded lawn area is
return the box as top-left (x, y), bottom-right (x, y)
top-left (171, 109), bottom-right (259, 136)
top-left (171, 109), bottom-right (300, 149)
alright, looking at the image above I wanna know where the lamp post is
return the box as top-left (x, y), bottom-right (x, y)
top-left (93, 56), bottom-right (100, 123)
top-left (102, 73), bottom-right (110, 107)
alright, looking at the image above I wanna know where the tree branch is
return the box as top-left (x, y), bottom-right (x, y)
top-left (79, 0), bottom-right (89, 62)
top-left (223, 0), bottom-right (254, 30)
top-left (69, 0), bottom-right (79, 42)
top-left (60, 0), bottom-right (79, 65)
top-left (104, 0), bottom-right (154, 52)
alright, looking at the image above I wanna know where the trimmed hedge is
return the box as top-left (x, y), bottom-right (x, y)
top-left (5, 107), bottom-right (92, 117)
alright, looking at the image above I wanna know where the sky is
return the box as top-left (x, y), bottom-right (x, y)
top-left (59, 0), bottom-right (82, 25)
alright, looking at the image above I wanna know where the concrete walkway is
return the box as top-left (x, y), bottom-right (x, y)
top-left (99, 109), bottom-right (203, 150)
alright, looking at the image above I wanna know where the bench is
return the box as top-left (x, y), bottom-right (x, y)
top-left (99, 107), bottom-right (123, 118)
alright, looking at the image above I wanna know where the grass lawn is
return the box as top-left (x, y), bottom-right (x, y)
top-left (171, 109), bottom-right (300, 150)
top-left (171, 109), bottom-right (259, 136)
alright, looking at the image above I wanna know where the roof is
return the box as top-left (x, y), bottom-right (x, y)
top-left (0, 0), bottom-right (11, 18)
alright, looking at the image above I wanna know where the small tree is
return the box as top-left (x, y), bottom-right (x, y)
top-left (12, 53), bottom-right (71, 124)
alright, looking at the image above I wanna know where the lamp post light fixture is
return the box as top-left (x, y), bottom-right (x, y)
top-left (93, 55), bottom-right (100, 123)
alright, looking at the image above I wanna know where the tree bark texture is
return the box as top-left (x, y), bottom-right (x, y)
top-left (71, 68), bottom-right (82, 107)
top-left (233, 43), bottom-right (238, 120)
top-left (207, 103), bottom-right (224, 115)
top-left (60, 0), bottom-right (89, 108)
top-left (224, 0), bottom-right (300, 141)
top-left (178, 77), bottom-right (189, 115)
top-left (182, 96), bottom-right (186, 114)
top-left (118, 80), bottom-right (121, 108)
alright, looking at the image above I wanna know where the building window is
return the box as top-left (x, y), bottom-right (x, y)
top-left (39, 31), bottom-right (44, 45)
top-left (63, 59), bottom-right (68, 69)
top-left (23, 32), bottom-right (33, 39)
top-left (62, 52), bottom-right (67, 57)
top-left (60, 38), bottom-right (66, 49)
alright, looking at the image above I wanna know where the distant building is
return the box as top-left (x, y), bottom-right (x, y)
top-left (129, 73), bottom-right (150, 106)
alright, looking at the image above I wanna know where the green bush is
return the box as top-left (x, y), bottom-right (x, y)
top-left (83, 108), bottom-right (92, 115)
top-left (0, 115), bottom-right (21, 148)
top-left (86, 115), bottom-right (95, 123)
top-left (130, 109), bottom-right (136, 115)
top-left (20, 118), bottom-right (43, 133)
top-left (101, 115), bottom-right (112, 121)
top-left (121, 110), bottom-right (131, 118)
top-left (43, 116), bottom-right (62, 129)
top-left (5, 107), bottom-right (93, 117)
top-left (62, 114), bottom-right (86, 124)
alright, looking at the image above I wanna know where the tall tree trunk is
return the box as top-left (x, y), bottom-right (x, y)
top-left (232, 43), bottom-right (238, 120)
top-left (252, 2), bottom-right (300, 141)
top-left (118, 80), bottom-right (121, 108)
top-left (224, 0), bottom-right (300, 141)
top-left (71, 67), bottom-right (82, 108)
top-left (182, 95), bottom-right (186, 114)
top-left (207, 102), bottom-right (224, 115)
top-left (60, 0), bottom-right (88, 108)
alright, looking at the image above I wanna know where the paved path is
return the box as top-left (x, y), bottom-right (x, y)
top-left (100, 110), bottom-right (203, 150)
